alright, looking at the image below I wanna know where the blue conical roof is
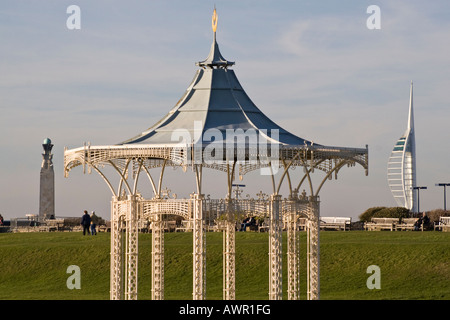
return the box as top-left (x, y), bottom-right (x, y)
top-left (121, 24), bottom-right (314, 148)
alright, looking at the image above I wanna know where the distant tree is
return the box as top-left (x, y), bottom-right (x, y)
top-left (359, 207), bottom-right (386, 222)
top-left (359, 206), bottom-right (411, 221)
top-left (373, 207), bottom-right (410, 219)
top-left (425, 209), bottom-right (450, 223)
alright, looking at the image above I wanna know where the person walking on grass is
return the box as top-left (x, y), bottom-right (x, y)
top-left (81, 210), bottom-right (91, 236)
top-left (90, 211), bottom-right (98, 235)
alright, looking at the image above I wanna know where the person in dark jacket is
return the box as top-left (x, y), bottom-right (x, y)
top-left (81, 210), bottom-right (91, 235)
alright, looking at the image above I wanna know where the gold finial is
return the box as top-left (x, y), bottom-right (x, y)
top-left (212, 8), bottom-right (218, 33)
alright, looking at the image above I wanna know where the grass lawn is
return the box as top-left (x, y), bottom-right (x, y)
top-left (0, 231), bottom-right (449, 300)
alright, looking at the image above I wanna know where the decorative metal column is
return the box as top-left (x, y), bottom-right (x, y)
top-left (286, 197), bottom-right (300, 300)
top-left (223, 198), bottom-right (236, 300)
top-left (269, 194), bottom-right (282, 300)
top-left (110, 196), bottom-right (123, 300)
top-left (125, 195), bottom-right (139, 300)
top-left (151, 210), bottom-right (165, 300)
top-left (192, 193), bottom-right (206, 300)
top-left (307, 197), bottom-right (320, 300)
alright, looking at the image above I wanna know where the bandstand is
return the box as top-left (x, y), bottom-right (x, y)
top-left (64, 9), bottom-right (368, 300)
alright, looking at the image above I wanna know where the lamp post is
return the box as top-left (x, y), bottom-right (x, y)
top-left (412, 186), bottom-right (427, 213)
top-left (435, 183), bottom-right (450, 211)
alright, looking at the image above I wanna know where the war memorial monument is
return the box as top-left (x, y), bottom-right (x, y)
top-left (39, 138), bottom-right (55, 220)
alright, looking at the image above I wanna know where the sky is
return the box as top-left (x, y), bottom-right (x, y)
top-left (1, 0), bottom-right (450, 221)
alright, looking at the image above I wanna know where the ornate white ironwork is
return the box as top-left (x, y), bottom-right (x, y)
top-left (64, 9), bottom-right (369, 301)
top-left (125, 195), bottom-right (138, 300)
top-left (74, 163), bottom-right (359, 301)
top-left (110, 197), bottom-right (124, 300)
top-left (223, 199), bottom-right (236, 300)
top-left (268, 194), bottom-right (282, 300)
top-left (151, 212), bottom-right (164, 300)
top-left (307, 198), bottom-right (320, 300)
top-left (192, 193), bottom-right (206, 300)
top-left (286, 197), bottom-right (300, 300)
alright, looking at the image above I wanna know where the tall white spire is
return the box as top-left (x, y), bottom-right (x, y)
top-left (387, 82), bottom-right (417, 212)
top-left (407, 81), bottom-right (414, 132)
top-left (407, 80), bottom-right (417, 212)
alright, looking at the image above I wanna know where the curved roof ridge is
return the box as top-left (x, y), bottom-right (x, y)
top-left (119, 12), bottom-right (313, 147)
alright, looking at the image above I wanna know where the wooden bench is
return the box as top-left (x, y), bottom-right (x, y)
top-left (48, 219), bottom-right (65, 231)
top-left (97, 225), bottom-right (111, 232)
top-left (298, 218), bottom-right (307, 231)
top-left (258, 221), bottom-right (269, 232)
top-left (365, 218), bottom-right (399, 231)
top-left (245, 224), bottom-right (258, 232)
top-left (434, 216), bottom-right (450, 232)
top-left (396, 218), bottom-right (419, 231)
top-left (213, 220), bottom-right (227, 232)
top-left (320, 217), bottom-right (351, 231)
top-left (165, 220), bottom-right (177, 232)
top-left (175, 220), bottom-right (193, 232)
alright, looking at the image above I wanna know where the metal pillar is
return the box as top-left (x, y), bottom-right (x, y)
top-left (110, 197), bottom-right (123, 300)
top-left (286, 199), bottom-right (300, 300)
top-left (269, 194), bottom-right (282, 300)
top-left (307, 197), bottom-right (320, 300)
top-left (125, 195), bottom-right (139, 300)
top-left (223, 199), bottom-right (236, 300)
top-left (192, 193), bottom-right (206, 300)
top-left (151, 211), bottom-right (165, 300)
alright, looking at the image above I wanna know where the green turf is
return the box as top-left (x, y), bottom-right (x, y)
top-left (0, 231), bottom-right (449, 300)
